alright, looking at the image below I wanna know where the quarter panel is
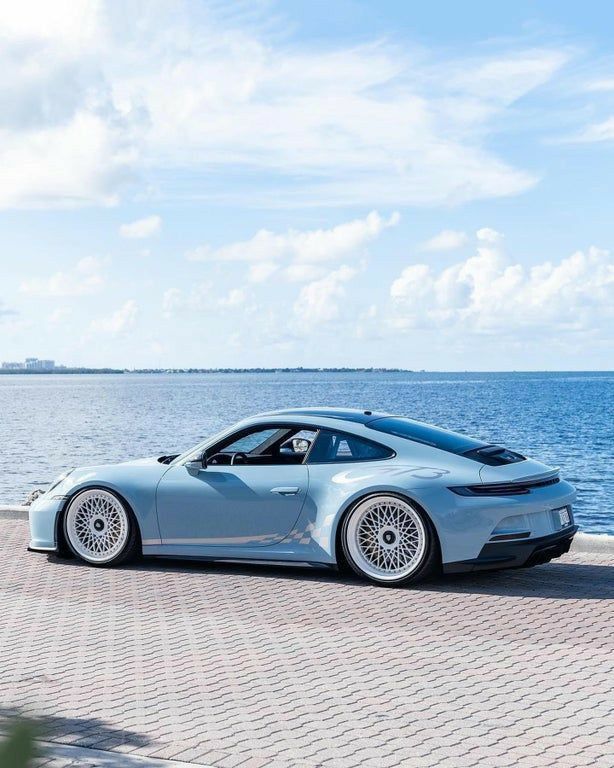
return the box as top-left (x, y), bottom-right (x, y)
top-left (295, 460), bottom-right (459, 563)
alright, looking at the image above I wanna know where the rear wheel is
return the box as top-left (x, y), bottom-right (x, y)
top-left (63, 488), bottom-right (138, 567)
top-left (341, 494), bottom-right (439, 586)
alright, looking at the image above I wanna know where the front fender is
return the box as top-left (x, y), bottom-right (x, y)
top-left (30, 462), bottom-right (167, 550)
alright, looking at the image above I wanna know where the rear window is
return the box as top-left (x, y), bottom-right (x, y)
top-left (367, 417), bottom-right (485, 455)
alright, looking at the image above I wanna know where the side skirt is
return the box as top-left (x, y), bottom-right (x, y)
top-left (145, 553), bottom-right (338, 570)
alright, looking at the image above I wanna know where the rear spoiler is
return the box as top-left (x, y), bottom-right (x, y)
top-left (507, 467), bottom-right (560, 484)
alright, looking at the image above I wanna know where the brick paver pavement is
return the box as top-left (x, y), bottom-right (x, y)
top-left (1, 518), bottom-right (613, 768)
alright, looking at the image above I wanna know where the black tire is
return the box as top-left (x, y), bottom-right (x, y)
top-left (340, 492), bottom-right (440, 587)
top-left (63, 487), bottom-right (139, 567)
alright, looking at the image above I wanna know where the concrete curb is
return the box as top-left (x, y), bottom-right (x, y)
top-left (2, 505), bottom-right (613, 554)
top-left (0, 736), bottom-right (213, 768)
top-left (0, 506), bottom-right (28, 520)
top-left (572, 532), bottom-right (614, 554)
top-left (37, 740), bottom-right (214, 767)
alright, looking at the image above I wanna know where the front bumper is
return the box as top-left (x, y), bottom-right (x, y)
top-left (28, 493), bottom-right (64, 553)
top-left (443, 525), bottom-right (578, 574)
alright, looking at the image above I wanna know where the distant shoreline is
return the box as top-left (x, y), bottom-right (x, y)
top-left (0, 367), bottom-right (414, 375)
top-left (0, 368), bottom-right (611, 375)
top-left (0, 368), bottom-right (125, 375)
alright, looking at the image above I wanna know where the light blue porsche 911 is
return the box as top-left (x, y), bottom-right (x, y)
top-left (28, 408), bottom-right (578, 586)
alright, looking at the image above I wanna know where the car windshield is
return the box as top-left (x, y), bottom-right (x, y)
top-left (367, 416), bottom-right (485, 455)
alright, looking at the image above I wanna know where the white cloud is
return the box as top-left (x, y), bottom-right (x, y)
top-left (48, 307), bottom-right (72, 324)
top-left (284, 264), bottom-right (326, 283)
top-left (120, 215), bottom-right (161, 239)
top-left (91, 299), bottom-right (138, 335)
top-left (586, 78), bottom-right (614, 92)
top-left (0, 2), bottom-right (571, 209)
top-left (0, 0), bottom-right (100, 44)
top-left (161, 288), bottom-right (183, 318)
top-left (421, 230), bottom-right (468, 252)
top-left (0, 113), bottom-right (135, 209)
top-left (163, 284), bottom-right (254, 319)
top-left (445, 51), bottom-right (567, 106)
top-left (571, 116), bottom-right (614, 143)
top-left (389, 232), bottom-right (614, 335)
top-left (0, 300), bottom-right (17, 317)
top-left (294, 265), bottom-right (358, 325)
top-left (20, 256), bottom-right (105, 297)
top-left (476, 227), bottom-right (503, 243)
top-left (162, 283), bottom-right (212, 318)
top-left (247, 262), bottom-right (279, 283)
top-left (188, 211), bottom-right (399, 266)
top-left (218, 288), bottom-right (247, 308)
top-left (0, 0), bottom-right (137, 209)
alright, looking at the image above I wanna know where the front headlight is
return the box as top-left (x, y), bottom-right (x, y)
top-left (46, 469), bottom-right (75, 495)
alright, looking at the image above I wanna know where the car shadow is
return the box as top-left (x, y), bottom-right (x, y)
top-left (46, 552), bottom-right (614, 600)
top-left (427, 561), bottom-right (614, 600)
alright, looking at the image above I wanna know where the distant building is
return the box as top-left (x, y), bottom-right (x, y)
top-left (1, 358), bottom-right (55, 370)
top-left (25, 358), bottom-right (55, 370)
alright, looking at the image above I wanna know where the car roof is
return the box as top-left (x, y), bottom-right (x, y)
top-left (259, 407), bottom-right (391, 424)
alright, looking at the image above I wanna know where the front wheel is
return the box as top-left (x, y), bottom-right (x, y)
top-left (341, 494), bottom-right (439, 586)
top-left (63, 488), bottom-right (138, 567)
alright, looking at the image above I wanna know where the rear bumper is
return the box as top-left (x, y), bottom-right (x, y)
top-left (443, 525), bottom-right (578, 574)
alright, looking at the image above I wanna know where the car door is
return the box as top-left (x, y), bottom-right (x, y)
top-left (155, 425), bottom-right (311, 548)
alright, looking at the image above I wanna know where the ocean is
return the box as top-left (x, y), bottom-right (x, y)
top-left (1, 371), bottom-right (611, 534)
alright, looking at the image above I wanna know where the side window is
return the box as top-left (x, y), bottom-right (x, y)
top-left (209, 425), bottom-right (317, 465)
top-left (307, 429), bottom-right (393, 463)
top-left (223, 428), bottom-right (279, 454)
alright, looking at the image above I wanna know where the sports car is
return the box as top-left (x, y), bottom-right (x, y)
top-left (28, 408), bottom-right (578, 586)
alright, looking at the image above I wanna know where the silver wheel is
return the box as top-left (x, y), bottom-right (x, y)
top-left (65, 489), bottom-right (130, 564)
top-left (345, 495), bottom-right (427, 582)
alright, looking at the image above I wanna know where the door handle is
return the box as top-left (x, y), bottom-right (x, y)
top-left (270, 486), bottom-right (300, 495)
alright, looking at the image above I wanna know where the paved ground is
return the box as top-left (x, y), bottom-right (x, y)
top-left (1, 517), bottom-right (613, 768)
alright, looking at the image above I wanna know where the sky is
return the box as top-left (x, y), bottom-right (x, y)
top-left (0, 0), bottom-right (613, 371)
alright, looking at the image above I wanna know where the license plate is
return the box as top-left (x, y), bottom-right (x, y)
top-left (556, 507), bottom-right (571, 527)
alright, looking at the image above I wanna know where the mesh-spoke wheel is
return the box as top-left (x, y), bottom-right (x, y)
top-left (342, 495), bottom-right (433, 585)
top-left (64, 489), bottom-right (135, 566)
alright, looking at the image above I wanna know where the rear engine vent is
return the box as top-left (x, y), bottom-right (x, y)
top-left (463, 445), bottom-right (525, 466)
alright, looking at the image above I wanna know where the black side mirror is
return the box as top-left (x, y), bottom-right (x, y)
top-left (201, 451), bottom-right (208, 469)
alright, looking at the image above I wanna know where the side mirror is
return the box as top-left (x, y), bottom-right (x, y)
top-left (186, 452), bottom-right (207, 472)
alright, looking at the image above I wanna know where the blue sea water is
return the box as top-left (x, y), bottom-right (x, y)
top-left (0, 371), bottom-right (612, 534)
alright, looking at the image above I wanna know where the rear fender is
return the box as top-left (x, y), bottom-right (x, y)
top-left (332, 488), bottom-right (442, 568)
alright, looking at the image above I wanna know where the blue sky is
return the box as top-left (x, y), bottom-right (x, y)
top-left (0, 0), bottom-right (613, 370)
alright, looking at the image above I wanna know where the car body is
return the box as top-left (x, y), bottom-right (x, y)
top-left (28, 408), bottom-right (578, 585)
